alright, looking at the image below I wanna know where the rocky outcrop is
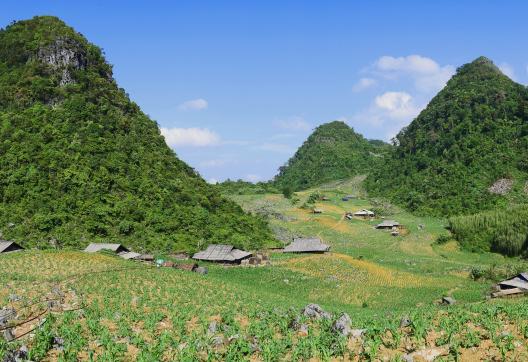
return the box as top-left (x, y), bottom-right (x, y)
top-left (488, 178), bottom-right (514, 195)
top-left (36, 37), bottom-right (87, 86)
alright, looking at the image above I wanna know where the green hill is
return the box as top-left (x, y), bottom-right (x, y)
top-left (366, 57), bottom-right (528, 216)
top-left (0, 16), bottom-right (274, 252)
top-left (274, 121), bottom-right (387, 191)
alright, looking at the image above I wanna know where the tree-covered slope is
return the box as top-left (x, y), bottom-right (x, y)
top-left (0, 16), bottom-right (274, 252)
top-left (274, 121), bottom-right (387, 191)
top-left (365, 57), bottom-right (528, 216)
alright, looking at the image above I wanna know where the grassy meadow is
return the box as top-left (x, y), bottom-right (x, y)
top-left (1, 178), bottom-right (528, 360)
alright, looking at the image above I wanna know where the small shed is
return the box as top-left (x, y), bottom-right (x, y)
top-left (0, 240), bottom-right (24, 254)
top-left (192, 244), bottom-right (252, 263)
top-left (353, 209), bottom-right (375, 218)
top-left (375, 220), bottom-right (400, 229)
top-left (118, 251), bottom-right (142, 260)
top-left (492, 273), bottom-right (528, 298)
top-left (284, 238), bottom-right (330, 253)
top-left (321, 196), bottom-right (330, 201)
top-left (312, 208), bottom-right (323, 214)
top-left (136, 254), bottom-right (154, 262)
top-left (84, 243), bottom-right (130, 254)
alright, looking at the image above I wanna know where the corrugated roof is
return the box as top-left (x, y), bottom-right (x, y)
top-left (284, 238), bottom-right (330, 253)
top-left (118, 251), bottom-right (142, 260)
top-left (498, 273), bottom-right (528, 290)
top-left (84, 243), bottom-right (129, 253)
top-left (0, 241), bottom-right (23, 253)
top-left (376, 220), bottom-right (400, 228)
top-left (192, 244), bottom-right (252, 262)
top-left (353, 209), bottom-right (374, 216)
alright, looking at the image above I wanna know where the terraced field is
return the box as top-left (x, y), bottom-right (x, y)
top-left (1, 179), bottom-right (528, 360)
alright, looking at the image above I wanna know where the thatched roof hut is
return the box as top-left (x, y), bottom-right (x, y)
top-left (192, 244), bottom-right (252, 263)
top-left (283, 238), bottom-right (330, 253)
top-left (0, 240), bottom-right (24, 254)
top-left (84, 243), bottom-right (130, 253)
top-left (375, 220), bottom-right (400, 229)
top-left (492, 273), bottom-right (528, 298)
top-left (353, 209), bottom-right (375, 217)
top-left (118, 251), bottom-right (142, 260)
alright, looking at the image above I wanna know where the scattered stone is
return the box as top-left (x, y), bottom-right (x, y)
top-left (228, 334), bottom-right (240, 343)
top-left (402, 347), bottom-right (448, 361)
top-left (0, 308), bottom-right (16, 326)
top-left (441, 296), bottom-right (456, 305)
top-left (8, 294), bottom-right (20, 302)
top-left (47, 300), bottom-right (60, 310)
top-left (194, 266), bottom-right (208, 275)
top-left (2, 345), bottom-right (27, 362)
top-left (3, 328), bottom-right (15, 342)
top-left (211, 336), bottom-right (224, 347)
top-left (350, 329), bottom-right (367, 338)
top-left (297, 324), bottom-right (309, 336)
top-left (332, 313), bottom-right (353, 337)
top-left (208, 321), bottom-right (218, 335)
top-left (400, 316), bottom-right (412, 328)
top-left (52, 336), bottom-right (65, 351)
top-left (302, 304), bottom-right (331, 320)
top-left (51, 286), bottom-right (65, 297)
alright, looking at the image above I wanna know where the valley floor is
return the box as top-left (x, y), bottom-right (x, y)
top-left (1, 179), bottom-right (527, 361)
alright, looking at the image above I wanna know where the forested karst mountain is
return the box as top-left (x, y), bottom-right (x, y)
top-left (274, 121), bottom-right (388, 190)
top-left (365, 57), bottom-right (528, 216)
top-left (0, 16), bottom-right (273, 251)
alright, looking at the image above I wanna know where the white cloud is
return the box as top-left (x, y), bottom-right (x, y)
top-left (373, 55), bottom-right (455, 93)
top-left (352, 77), bottom-right (377, 92)
top-left (374, 91), bottom-right (420, 119)
top-left (376, 55), bottom-right (440, 74)
top-left (348, 91), bottom-right (423, 141)
top-left (498, 63), bottom-right (515, 80)
top-left (274, 116), bottom-right (311, 131)
top-left (178, 98), bottom-right (208, 111)
top-left (244, 174), bottom-right (261, 183)
top-left (160, 127), bottom-right (220, 147)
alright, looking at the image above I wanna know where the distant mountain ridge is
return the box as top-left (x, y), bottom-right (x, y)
top-left (365, 56), bottom-right (528, 216)
top-left (0, 16), bottom-right (274, 252)
top-left (274, 121), bottom-right (389, 190)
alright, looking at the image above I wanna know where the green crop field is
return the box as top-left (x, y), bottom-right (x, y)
top-left (1, 179), bottom-right (528, 361)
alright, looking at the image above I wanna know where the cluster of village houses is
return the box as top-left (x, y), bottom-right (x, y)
top-left (1, 193), bottom-right (527, 298)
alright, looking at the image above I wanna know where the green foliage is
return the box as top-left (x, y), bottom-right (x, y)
top-left (216, 179), bottom-right (280, 195)
top-left (281, 185), bottom-right (294, 199)
top-left (366, 57), bottom-right (528, 216)
top-left (274, 121), bottom-right (389, 191)
top-left (449, 204), bottom-right (528, 256)
top-left (0, 16), bottom-right (274, 252)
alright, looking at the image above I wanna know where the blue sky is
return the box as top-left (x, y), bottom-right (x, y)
top-left (3, 1), bottom-right (528, 183)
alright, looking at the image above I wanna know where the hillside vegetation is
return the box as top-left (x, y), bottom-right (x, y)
top-left (0, 16), bottom-right (274, 252)
top-left (274, 121), bottom-right (388, 191)
top-left (449, 204), bottom-right (528, 256)
top-left (3, 180), bottom-right (528, 360)
top-left (366, 57), bottom-right (528, 216)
